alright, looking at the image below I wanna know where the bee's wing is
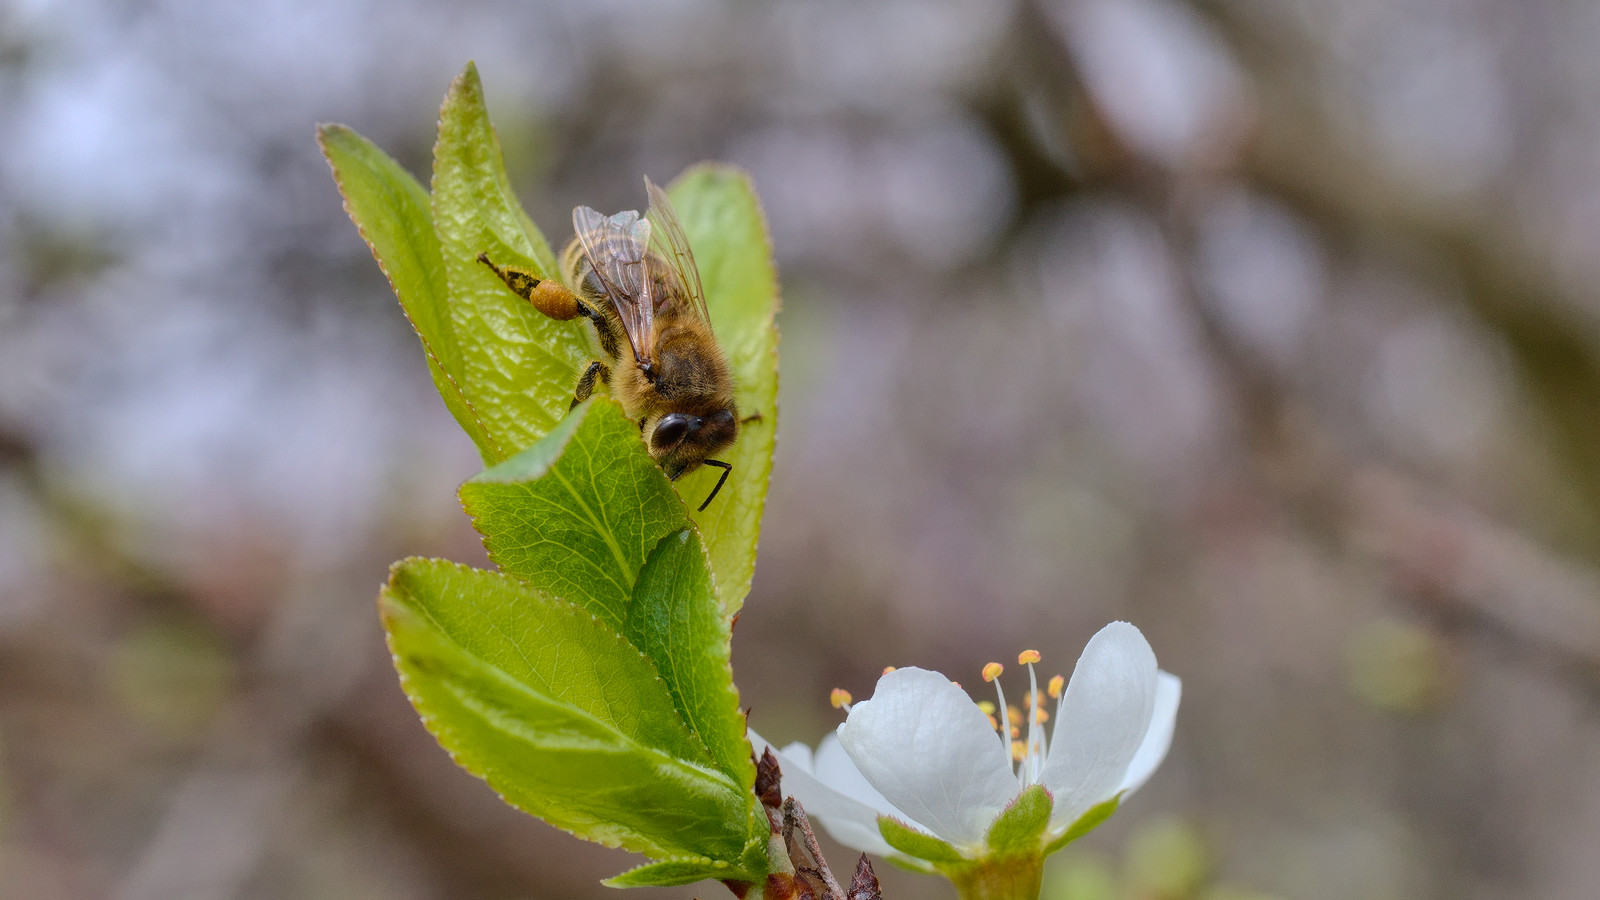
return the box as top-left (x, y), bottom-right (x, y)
top-left (644, 177), bottom-right (713, 333)
top-left (572, 205), bottom-right (656, 366)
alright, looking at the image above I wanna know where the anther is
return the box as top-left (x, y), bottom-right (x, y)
top-left (881, 666), bottom-right (897, 676)
top-left (1047, 675), bottom-right (1065, 699)
top-left (1011, 741), bottom-right (1027, 762)
top-left (1018, 650), bottom-right (1041, 665)
top-left (982, 662), bottom-right (1004, 683)
top-left (830, 688), bottom-right (853, 711)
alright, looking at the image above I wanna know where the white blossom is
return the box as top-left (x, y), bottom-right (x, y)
top-left (752, 622), bottom-right (1180, 861)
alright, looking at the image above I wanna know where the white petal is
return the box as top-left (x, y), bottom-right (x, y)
top-left (748, 730), bottom-right (897, 857)
top-left (1038, 622), bottom-right (1158, 828)
top-left (1118, 671), bottom-right (1181, 795)
top-left (838, 667), bottom-right (1020, 848)
top-left (814, 733), bottom-right (918, 824)
top-left (778, 741), bottom-right (815, 773)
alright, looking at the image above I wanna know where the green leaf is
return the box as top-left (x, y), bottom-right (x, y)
top-left (627, 529), bottom-right (753, 786)
top-left (664, 165), bottom-right (780, 616)
top-left (380, 557), bottom-right (754, 864)
top-left (316, 124), bottom-right (495, 459)
top-left (985, 785), bottom-right (1053, 857)
top-left (878, 816), bottom-right (966, 865)
top-left (462, 403), bottom-right (752, 787)
top-left (432, 61), bottom-right (590, 459)
top-left (602, 855), bottom-right (752, 888)
top-left (1043, 793), bottom-right (1123, 856)
top-left (459, 398), bottom-right (686, 634)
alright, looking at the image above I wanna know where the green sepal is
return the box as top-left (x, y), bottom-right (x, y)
top-left (985, 784), bottom-right (1054, 856)
top-left (878, 816), bottom-right (966, 865)
top-left (662, 165), bottom-right (780, 617)
top-left (459, 398), bottom-right (684, 633)
top-left (316, 123), bottom-right (495, 460)
top-left (876, 855), bottom-right (940, 875)
top-left (431, 61), bottom-right (589, 459)
top-left (379, 557), bottom-right (752, 863)
top-left (1043, 793), bottom-right (1124, 856)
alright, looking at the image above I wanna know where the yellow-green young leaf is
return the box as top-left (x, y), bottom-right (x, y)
top-left (602, 854), bottom-right (753, 889)
top-left (985, 785), bottom-right (1053, 857)
top-left (665, 165), bottom-right (780, 617)
top-left (432, 61), bottom-right (590, 459)
top-left (1043, 794), bottom-right (1123, 856)
top-left (316, 124), bottom-right (496, 459)
top-left (627, 529), bottom-right (753, 787)
top-left (459, 398), bottom-right (686, 634)
top-left (878, 816), bottom-right (965, 865)
top-left (380, 558), bottom-right (754, 864)
top-left (461, 403), bottom-right (752, 789)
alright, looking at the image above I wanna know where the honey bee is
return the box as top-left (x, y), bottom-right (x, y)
top-left (478, 178), bottom-right (738, 511)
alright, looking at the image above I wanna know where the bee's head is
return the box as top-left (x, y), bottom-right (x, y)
top-left (649, 406), bottom-right (738, 480)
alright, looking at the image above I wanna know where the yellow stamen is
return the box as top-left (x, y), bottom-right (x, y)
top-left (1011, 740), bottom-right (1027, 761)
top-left (830, 688), bottom-right (853, 709)
top-left (881, 666), bottom-right (897, 676)
top-left (1017, 649), bottom-right (1041, 665)
top-left (986, 714), bottom-right (999, 730)
top-left (977, 700), bottom-right (996, 715)
top-left (1034, 708), bottom-right (1049, 724)
top-left (982, 662), bottom-right (1004, 683)
top-left (1007, 705), bottom-right (1024, 726)
top-left (1047, 675), bottom-right (1065, 699)
top-left (1009, 725), bottom-right (1020, 739)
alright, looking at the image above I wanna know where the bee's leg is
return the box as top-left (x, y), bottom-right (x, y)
top-left (478, 253), bottom-right (627, 363)
top-left (477, 253), bottom-right (584, 321)
top-left (571, 361), bottom-right (611, 409)
top-left (572, 300), bottom-right (625, 361)
top-left (697, 459), bottom-right (733, 512)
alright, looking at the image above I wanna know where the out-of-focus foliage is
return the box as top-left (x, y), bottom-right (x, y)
top-left (6, 0), bottom-right (1600, 898)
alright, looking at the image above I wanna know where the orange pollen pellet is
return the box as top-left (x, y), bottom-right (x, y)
top-left (1017, 650), bottom-right (1041, 665)
top-left (830, 688), bottom-right (853, 709)
top-left (1048, 675), bottom-right (1065, 699)
top-left (1011, 740), bottom-right (1027, 761)
top-left (982, 662), bottom-right (1004, 683)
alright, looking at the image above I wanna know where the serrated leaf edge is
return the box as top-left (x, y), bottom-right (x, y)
top-left (315, 124), bottom-right (502, 461)
top-left (379, 558), bottom-right (745, 800)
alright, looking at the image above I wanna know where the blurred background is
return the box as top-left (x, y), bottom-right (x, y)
top-left (4, 0), bottom-right (1600, 898)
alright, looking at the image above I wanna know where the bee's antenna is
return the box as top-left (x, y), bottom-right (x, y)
top-left (698, 460), bottom-right (732, 512)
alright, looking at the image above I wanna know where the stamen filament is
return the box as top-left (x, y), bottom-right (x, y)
top-left (983, 662), bottom-right (1012, 773)
top-left (1023, 654), bottom-right (1043, 783)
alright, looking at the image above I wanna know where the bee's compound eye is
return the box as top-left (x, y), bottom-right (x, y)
top-left (652, 414), bottom-right (692, 450)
